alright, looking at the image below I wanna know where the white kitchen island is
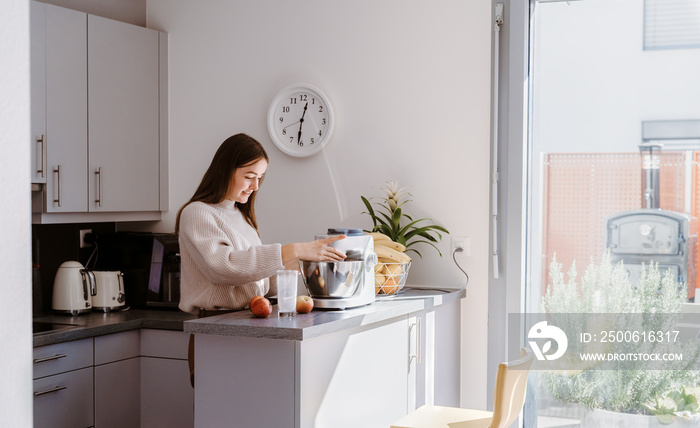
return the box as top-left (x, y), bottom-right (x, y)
top-left (185, 286), bottom-right (465, 428)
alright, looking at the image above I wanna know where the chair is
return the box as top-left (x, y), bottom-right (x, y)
top-left (391, 348), bottom-right (534, 428)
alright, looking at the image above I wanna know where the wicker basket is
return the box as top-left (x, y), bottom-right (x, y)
top-left (374, 262), bottom-right (411, 295)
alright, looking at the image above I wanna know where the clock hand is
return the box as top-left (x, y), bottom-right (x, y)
top-left (283, 120), bottom-right (300, 130)
top-left (297, 102), bottom-right (308, 145)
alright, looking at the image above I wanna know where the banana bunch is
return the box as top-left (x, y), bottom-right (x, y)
top-left (369, 232), bottom-right (411, 295)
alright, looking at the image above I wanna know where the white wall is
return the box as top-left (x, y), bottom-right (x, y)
top-left (0, 0), bottom-right (33, 425)
top-left (146, 0), bottom-right (492, 408)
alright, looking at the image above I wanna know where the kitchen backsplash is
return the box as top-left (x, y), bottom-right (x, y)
top-left (32, 222), bottom-right (116, 316)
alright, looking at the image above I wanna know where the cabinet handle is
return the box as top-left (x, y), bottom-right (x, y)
top-left (33, 353), bottom-right (67, 364)
top-left (52, 165), bottom-right (61, 207)
top-left (410, 317), bottom-right (422, 364)
top-left (36, 135), bottom-right (46, 177)
top-left (33, 385), bottom-right (67, 397)
top-left (95, 167), bottom-right (102, 207)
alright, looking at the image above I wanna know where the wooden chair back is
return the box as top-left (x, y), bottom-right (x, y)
top-left (488, 348), bottom-right (533, 428)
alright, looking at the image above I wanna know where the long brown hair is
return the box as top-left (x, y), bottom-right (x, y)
top-left (175, 133), bottom-right (269, 234)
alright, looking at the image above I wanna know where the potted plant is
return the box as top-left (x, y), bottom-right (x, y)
top-left (540, 251), bottom-right (700, 427)
top-left (360, 180), bottom-right (449, 295)
top-left (360, 180), bottom-right (449, 258)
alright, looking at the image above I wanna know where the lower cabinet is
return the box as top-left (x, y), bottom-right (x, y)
top-left (34, 367), bottom-right (94, 428)
top-left (33, 338), bottom-right (94, 428)
top-left (194, 317), bottom-right (412, 428)
top-left (140, 329), bottom-right (193, 428)
top-left (33, 329), bottom-right (193, 428)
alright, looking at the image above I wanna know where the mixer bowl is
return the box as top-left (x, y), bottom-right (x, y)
top-left (299, 260), bottom-right (364, 298)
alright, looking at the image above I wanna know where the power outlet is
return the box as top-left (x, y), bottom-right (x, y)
top-left (452, 236), bottom-right (470, 256)
top-left (79, 229), bottom-right (93, 248)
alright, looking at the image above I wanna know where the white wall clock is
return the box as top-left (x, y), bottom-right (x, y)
top-left (267, 83), bottom-right (335, 157)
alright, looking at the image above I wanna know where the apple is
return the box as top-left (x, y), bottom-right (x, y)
top-left (296, 295), bottom-right (314, 314)
top-left (249, 296), bottom-right (272, 318)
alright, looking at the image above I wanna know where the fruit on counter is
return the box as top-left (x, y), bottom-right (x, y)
top-left (249, 296), bottom-right (272, 318)
top-left (375, 263), bottom-right (402, 294)
top-left (374, 244), bottom-right (411, 264)
top-left (379, 276), bottom-right (399, 295)
top-left (367, 232), bottom-right (411, 295)
top-left (296, 295), bottom-right (314, 314)
top-left (368, 232), bottom-right (406, 252)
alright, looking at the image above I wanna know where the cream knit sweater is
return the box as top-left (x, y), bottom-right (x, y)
top-left (177, 199), bottom-right (284, 314)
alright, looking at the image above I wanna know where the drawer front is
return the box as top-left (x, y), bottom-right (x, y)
top-left (95, 329), bottom-right (140, 365)
top-left (141, 329), bottom-right (189, 359)
top-left (33, 367), bottom-right (94, 428)
top-left (33, 338), bottom-right (93, 379)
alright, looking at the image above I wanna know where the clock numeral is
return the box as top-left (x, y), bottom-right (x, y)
top-left (289, 97), bottom-right (297, 104)
top-left (282, 129), bottom-right (286, 135)
top-left (289, 136), bottom-right (294, 144)
top-left (282, 106), bottom-right (290, 113)
top-left (318, 106), bottom-right (324, 113)
top-left (310, 137), bottom-right (315, 144)
top-left (299, 94), bottom-right (307, 101)
top-left (311, 97), bottom-right (316, 104)
top-left (279, 117), bottom-right (283, 123)
top-left (322, 118), bottom-right (326, 125)
top-left (318, 130), bottom-right (322, 137)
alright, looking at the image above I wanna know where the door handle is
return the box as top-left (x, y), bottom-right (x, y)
top-left (34, 385), bottom-right (67, 397)
top-left (33, 353), bottom-right (67, 364)
top-left (409, 316), bottom-right (422, 364)
top-left (36, 135), bottom-right (46, 177)
top-left (94, 167), bottom-right (102, 207)
top-left (52, 165), bottom-right (61, 207)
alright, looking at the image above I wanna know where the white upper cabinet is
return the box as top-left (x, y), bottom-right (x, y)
top-left (31, 1), bottom-right (167, 223)
top-left (88, 15), bottom-right (160, 213)
top-left (30, 1), bottom-right (46, 184)
top-left (45, 3), bottom-right (88, 213)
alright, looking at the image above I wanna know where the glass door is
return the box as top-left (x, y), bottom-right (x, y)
top-left (522, 0), bottom-right (700, 426)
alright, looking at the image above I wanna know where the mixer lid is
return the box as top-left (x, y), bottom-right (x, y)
top-left (327, 228), bottom-right (364, 236)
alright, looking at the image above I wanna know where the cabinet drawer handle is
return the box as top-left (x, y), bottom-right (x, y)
top-left (36, 135), bottom-right (46, 177)
top-left (34, 385), bottom-right (67, 397)
top-left (33, 353), bottom-right (67, 364)
top-left (53, 165), bottom-right (61, 207)
top-left (95, 167), bottom-right (102, 207)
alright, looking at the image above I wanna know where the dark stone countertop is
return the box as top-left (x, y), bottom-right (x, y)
top-left (33, 308), bottom-right (196, 347)
top-left (185, 285), bottom-right (466, 341)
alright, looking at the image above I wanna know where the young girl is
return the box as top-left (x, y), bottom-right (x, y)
top-left (175, 133), bottom-right (345, 315)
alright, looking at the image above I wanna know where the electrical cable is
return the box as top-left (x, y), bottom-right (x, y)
top-left (452, 247), bottom-right (469, 288)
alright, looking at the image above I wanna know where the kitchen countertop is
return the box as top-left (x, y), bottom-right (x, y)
top-left (185, 285), bottom-right (466, 341)
top-left (33, 285), bottom-right (466, 347)
top-left (33, 308), bottom-right (196, 347)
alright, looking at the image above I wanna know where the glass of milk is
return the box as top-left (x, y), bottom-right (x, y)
top-left (276, 270), bottom-right (298, 317)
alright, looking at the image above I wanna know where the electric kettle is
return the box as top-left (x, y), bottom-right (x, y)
top-left (52, 261), bottom-right (95, 315)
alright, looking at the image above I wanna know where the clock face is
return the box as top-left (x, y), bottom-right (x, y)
top-left (267, 84), bottom-right (334, 157)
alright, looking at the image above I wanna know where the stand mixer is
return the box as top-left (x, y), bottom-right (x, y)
top-left (299, 228), bottom-right (377, 310)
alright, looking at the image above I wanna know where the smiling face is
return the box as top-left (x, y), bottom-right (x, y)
top-left (226, 158), bottom-right (268, 204)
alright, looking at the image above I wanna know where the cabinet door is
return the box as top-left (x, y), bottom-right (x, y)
top-left (95, 357), bottom-right (141, 428)
top-left (33, 367), bottom-right (93, 428)
top-left (30, 1), bottom-right (46, 184)
top-left (298, 318), bottom-right (411, 428)
top-left (141, 357), bottom-right (194, 428)
top-left (45, 4), bottom-right (88, 213)
top-left (87, 15), bottom-right (160, 212)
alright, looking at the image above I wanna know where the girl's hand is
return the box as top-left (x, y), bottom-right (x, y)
top-left (282, 235), bottom-right (347, 264)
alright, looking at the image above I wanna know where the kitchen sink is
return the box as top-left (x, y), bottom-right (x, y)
top-left (32, 321), bottom-right (82, 335)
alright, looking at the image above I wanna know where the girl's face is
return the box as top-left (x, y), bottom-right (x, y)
top-left (226, 158), bottom-right (268, 204)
